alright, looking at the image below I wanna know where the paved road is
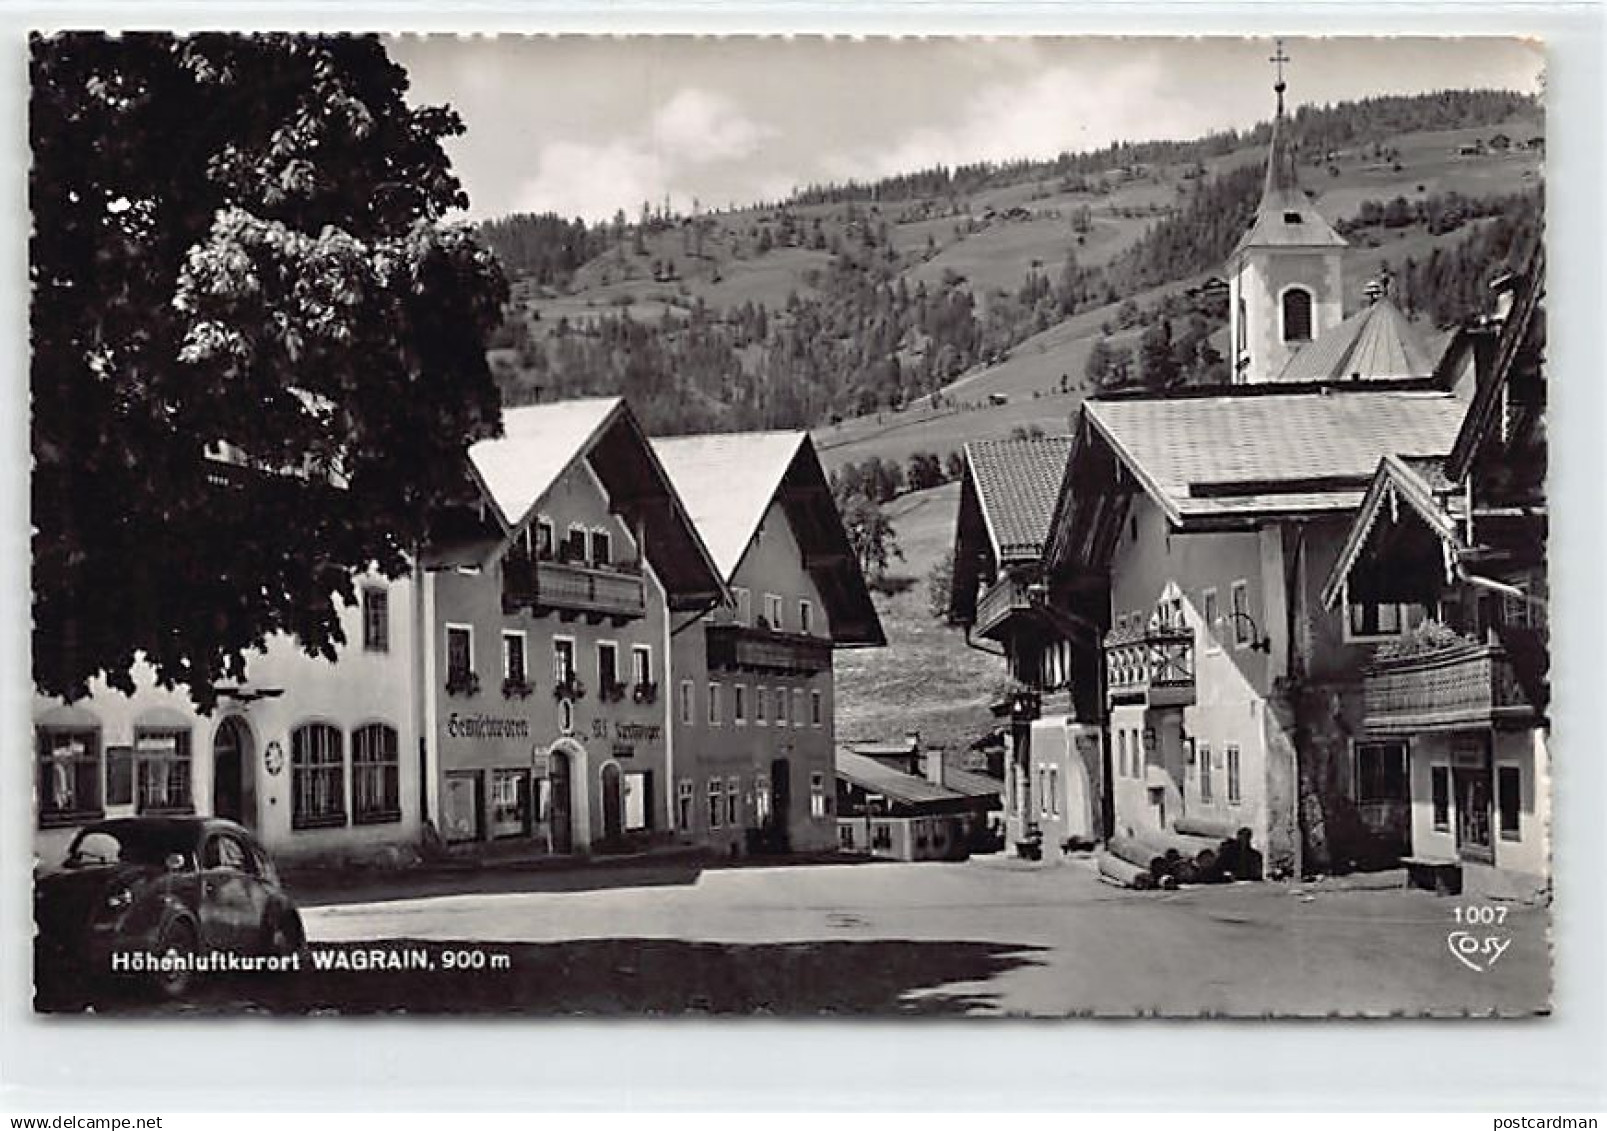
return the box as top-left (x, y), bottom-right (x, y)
top-left (293, 855), bottom-right (1549, 1017)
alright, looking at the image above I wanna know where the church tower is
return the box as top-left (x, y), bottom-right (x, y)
top-left (1228, 41), bottom-right (1347, 384)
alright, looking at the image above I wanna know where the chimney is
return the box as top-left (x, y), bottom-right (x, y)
top-left (924, 747), bottom-right (946, 788)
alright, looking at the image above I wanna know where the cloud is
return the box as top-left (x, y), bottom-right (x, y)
top-left (511, 88), bottom-right (774, 222)
top-left (823, 58), bottom-right (1213, 183)
top-left (652, 88), bottom-right (774, 164)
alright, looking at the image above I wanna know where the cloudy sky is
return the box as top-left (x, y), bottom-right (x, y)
top-left (386, 36), bottom-right (1544, 223)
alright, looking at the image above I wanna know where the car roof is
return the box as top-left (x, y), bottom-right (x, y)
top-left (80, 816), bottom-right (254, 842)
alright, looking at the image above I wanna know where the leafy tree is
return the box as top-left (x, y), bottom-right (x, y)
top-left (840, 493), bottom-right (903, 584)
top-left (906, 451), bottom-right (944, 491)
top-left (31, 32), bottom-right (508, 708)
top-left (1139, 318), bottom-right (1181, 390)
top-left (944, 450), bottom-right (966, 482)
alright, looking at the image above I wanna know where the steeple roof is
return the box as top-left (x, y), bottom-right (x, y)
top-left (1233, 51), bottom-right (1346, 256)
top-left (1277, 294), bottom-right (1435, 382)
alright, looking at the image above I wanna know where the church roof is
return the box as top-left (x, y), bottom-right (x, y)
top-left (1278, 295), bottom-right (1436, 382)
top-left (1233, 104), bottom-right (1346, 254)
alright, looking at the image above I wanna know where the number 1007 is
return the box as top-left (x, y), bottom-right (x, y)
top-left (1453, 905), bottom-right (1508, 925)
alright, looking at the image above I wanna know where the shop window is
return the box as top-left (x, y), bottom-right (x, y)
top-left (352, 723), bottom-right (401, 824)
top-left (135, 729), bottom-right (194, 815)
top-left (872, 823), bottom-right (892, 850)
top-left (1226, 745), bottom-right (1242, 806)
top-left (1200, 742), bottom-right (1214, 802)
top-left (106, 745), bottom-right (133, 807)
top-left (839, 824), bottom-right (855, 849)
top-left (624, 771), bottom-right (651, 831)
top-left (37, 728), bottom-right (102, 827)
top-left (444, 771), bottom-right (481, 843)
top-left (1356, 740), bottom-right (1408, 804)
top-left (726, 776), bottom-right (741, 827)
top-left (1498, 765), bottom-right (1522, 840)
top-left (810, 771), bottom-right (829, 818)
top-left (590, 529), bottom-right (612, 567)
top-left (490, 769), bottom-right (531, 838)
top-left (755, 775), bottom-right (772, 824)
top-left (291, 723), bottom-right (345, 829)
top-left (362, 587), bottom-right (389, 653)
top-left (1431, 765), bottom-right (1450, 831)
top-left (676, 779), bottom-right (694, 830)
top-left (1281, 287), bottom-right (1313, 343)
top-left (707, 779), bottom-right (724, 829)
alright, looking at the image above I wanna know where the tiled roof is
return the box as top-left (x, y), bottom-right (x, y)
top-left (941, 765), bottom-right (1005, 800)
top-left (836, 749), bottom-right (967, 807)
top-left (650, 432), bottom-right (806, 581)
top-left (1278, 297), bottom-right (1435, 383)
top-left (468, 398), bottom-right (622, 529)
top-left (964, 436), bottom-right (1074, 560)
top-left (1086, 389), bottom-right (1469, 525)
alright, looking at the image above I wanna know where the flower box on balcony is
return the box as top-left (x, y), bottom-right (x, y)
top-left (599, 680), bottom-right (628, 704)
top-left (502, 677), bottom-right (534, 700)
top-left (446, 670), bottom-right (480, 698)
top-left (633, 681), bottom-right (659, 705)
top-left (552, 677), bottom-right (587, 702)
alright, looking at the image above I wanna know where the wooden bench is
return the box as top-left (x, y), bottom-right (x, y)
top-left (1402, 855), bottom-right (1463, 895)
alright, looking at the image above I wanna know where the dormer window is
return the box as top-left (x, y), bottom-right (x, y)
top-left (1283, 210), bottom-right (1303, 224)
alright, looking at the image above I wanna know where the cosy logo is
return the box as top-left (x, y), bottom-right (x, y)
top-left (1446, 929), bottom-right (1513, 973)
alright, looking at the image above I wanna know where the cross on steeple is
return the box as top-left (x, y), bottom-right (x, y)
top-left (1270, 39), bottom-right (1290, 114)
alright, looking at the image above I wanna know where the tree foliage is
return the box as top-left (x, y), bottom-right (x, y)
top-left (31, 32), bottom-right (508, 708)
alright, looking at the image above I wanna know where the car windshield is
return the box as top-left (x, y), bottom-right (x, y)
top-left (64, 824), bottom-right (197, 869)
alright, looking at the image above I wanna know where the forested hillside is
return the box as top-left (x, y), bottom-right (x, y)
top-left (476, 88), bottom-right (1543, 441)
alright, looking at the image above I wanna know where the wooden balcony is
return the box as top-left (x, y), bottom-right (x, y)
top-left (502, 553), bottom-right (646, 623)
top-left (1104, 626), bottom-right (1195, 708)
top-left (1362, 641), bottom-right (1537, 735)
top-left (974, 576), bottom-right (1035, 639)
top-left (706, 623), bottom-right (832, 675)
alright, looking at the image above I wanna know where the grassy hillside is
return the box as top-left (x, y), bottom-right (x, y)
top-left (833, 482), bottom-right (1004, 753)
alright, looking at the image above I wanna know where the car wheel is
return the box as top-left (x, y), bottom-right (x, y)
top-left (263, 911), bottom-right (304, 958)
top-left (152, 919), bottom-right (198, 1001)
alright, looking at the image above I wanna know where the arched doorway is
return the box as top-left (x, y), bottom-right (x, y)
top-left (212, 716), bottom-right (255, 828)
top-left (600, 763), bottom-right (623, 844)
top-left (549, 749), bottom-right (573, 854)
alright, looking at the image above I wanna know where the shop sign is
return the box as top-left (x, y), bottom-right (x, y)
top-left (446, 713), bottom-right (531, 740)
top-left (612, 744), bottom-right (635, 760)
top-left (588, 719), bottom-right (662, 744)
